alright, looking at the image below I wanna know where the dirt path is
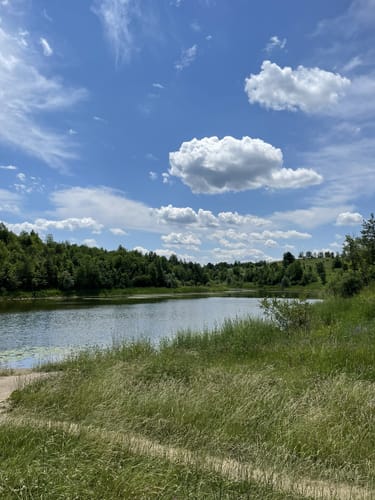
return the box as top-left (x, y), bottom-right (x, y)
top-left (0, 371), bottom-right (54, 413)
top-left (0, 373), bottom-right (373, 499)
top-left (0, 414), bottom-right (371, 500)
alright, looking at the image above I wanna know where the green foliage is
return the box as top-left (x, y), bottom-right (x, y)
top-left (259, 297), bottom-right (312, 333)
top-left (328, 270), bottom-right (364, 297)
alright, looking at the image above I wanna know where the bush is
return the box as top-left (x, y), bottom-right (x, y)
top-left (259, 297), bottom-right (312, 334)
top-left (328, 271), bottom-right (363, 298)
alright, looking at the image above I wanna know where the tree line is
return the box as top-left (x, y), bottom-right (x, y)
top-left (0, 215), bottom-right (373, 295)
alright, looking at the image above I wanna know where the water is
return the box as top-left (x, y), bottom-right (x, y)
top-left (0, 296), bottom-right (265, 369)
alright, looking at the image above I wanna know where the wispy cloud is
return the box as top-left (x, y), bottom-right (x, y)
top-left (39, 37), bottom-right (53, 56)
top-left (175, 44), bottom-right (198, 71)
top-left (264, 35), bottom-right (286, 53)
top-left (92, 0), bottom-right (137, 64)
top-left (0, 164), bottom-right (17, 170)
top-left (0, 25), bottom-right (87, 169)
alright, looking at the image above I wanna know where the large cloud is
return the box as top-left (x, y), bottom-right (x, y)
top-left (244, 61), bottom-right (350, 113)
top-left (169, 136), bottom-right (322, 194)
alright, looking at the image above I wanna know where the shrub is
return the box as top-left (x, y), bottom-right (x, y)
top-left (259, 297), bottom-right (312, 334)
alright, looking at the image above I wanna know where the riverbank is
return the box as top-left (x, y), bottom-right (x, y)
top-left (2, 289), bottom-right (374, 498)
top-left (0, 283), bottom-right (324, 304)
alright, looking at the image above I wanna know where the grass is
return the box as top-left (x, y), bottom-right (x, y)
top-left (2, 289), bottom-right (375, 497)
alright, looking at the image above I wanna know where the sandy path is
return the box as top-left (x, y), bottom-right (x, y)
top-left (0, 371), bottom-right (53, 412)
top-left (0, 373), bottom-right (372, 499)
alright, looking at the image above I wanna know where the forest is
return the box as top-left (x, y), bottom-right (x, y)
top-left (0, 214), bottom-right (374, 296)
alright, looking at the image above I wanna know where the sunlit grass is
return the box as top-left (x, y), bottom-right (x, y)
top-left (4, 289), bottom-right (375, 497)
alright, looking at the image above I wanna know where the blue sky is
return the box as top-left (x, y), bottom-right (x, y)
top-left (1, 0), bottom-right (374, 263)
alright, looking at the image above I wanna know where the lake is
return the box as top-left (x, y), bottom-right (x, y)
top-left (0, 294), bottom-right (271, 369)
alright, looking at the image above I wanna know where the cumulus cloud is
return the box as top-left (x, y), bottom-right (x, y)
top-left (6, 217), bottom-right (103, 235)
top-left (153, 204), bottom-right (218, 227)
top-left (244, 60), bottom-right (350, 114)
top-left (218, 211), bottom-right (270, 226)
top-left (153, 204), bottom-right (198, 224)
top-left (169, 136), bottom-right (322, 194)
top-left (161, 232), bottom-right (201, 249)
top-left (0, 25), bottom-right (86, 168)
top-left (264, 35), bottom-right (286, 53)
top-left (175, 44), bottom-right (198, 71)
top-left (39, 37), bottom-right (53, 56)
top-left (336, 211), bottom-right (363, 226)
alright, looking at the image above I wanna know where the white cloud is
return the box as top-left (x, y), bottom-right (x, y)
top-left (68, 128), bottom-right (77, 135)
top-left (162, 172), bottom-right (171, 184)
top-left (16, 172), bottom-right (26, 182)
top-left (315, 0), bottom-right (375, 39)
top-left (152, 82), bottom-right (164, 89)
top-left (39, 37), bottom-right (53, 56)
top-left (6, 217), bottom-right (103, 235)
top-left (273, 205), bottom-right (353, 229)
top-left (265, 35), bottom-right (286, 53)
top-left (217, 211), bottom-right (270, 227)
top-left (92, 0), bottom-right (158, 65)
top-left (341, 56), bottom-right (363, 73)
top-left (175, 44), bottom-right (198, 71)
top-left (82, 238), bottom-right (98, 248)
top-left (110, 227), bottom-right (127, 235)
top-left (153, 204), bottom-right (198, 224)
top-left (92, 0), bottom-right (137, 64)
top-left (133, 246), bottom-right (149, 254)
top-left (244, 60), bottom-right (350, 113)
top-left (153, 204), bottom-right (218, 227)
top-left (51, 187), bottom-right (155, 232)
top-left (161, 232), bottom-right (201, 249)
top-left (149, 171), bottom-right (158, 181)
top-left (42, 9), bottom-right (53, 22)
top-left (211, 247), bottom-right (273, 263)
top-left (336, 211), bottom-right (363, 226)
top-left (0, 164), bottom-right (17, 170)
top-left (169, 136), bottom-right (322, 194)
top-left (0, 188), bottom-right (21, 213)
top-left (269, 167), bottom-right (322, 189)
top-left (0, 26), bottom-right (87, 168)
top-left (211, 228), bottom-right (311, 243)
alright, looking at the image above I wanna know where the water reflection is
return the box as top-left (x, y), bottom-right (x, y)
top-left (0, 296), bottom-right (266, 369)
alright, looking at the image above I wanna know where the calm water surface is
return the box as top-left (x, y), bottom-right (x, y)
top-left (0, 296), bottom-right (265, 369)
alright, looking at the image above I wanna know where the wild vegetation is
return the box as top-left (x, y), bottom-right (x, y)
top-left (1, 287), bottom-right (375, 498)
top-left (3, 216), bottom-right (375, 296)
top-left (1, 216), bottom-right (375, 497)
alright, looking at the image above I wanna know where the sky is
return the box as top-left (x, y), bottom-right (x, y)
top-left (0, 0), bottom-right (375, 263)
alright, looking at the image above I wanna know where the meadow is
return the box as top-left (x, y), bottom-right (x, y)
top-left (2, 289), bottom-right (375, 498)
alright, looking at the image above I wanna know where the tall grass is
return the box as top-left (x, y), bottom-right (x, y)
top-left (4, 289), bottom-right (375, 496)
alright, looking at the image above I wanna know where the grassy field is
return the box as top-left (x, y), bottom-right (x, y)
top-left (2, 289), bottom-right (375, 498)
